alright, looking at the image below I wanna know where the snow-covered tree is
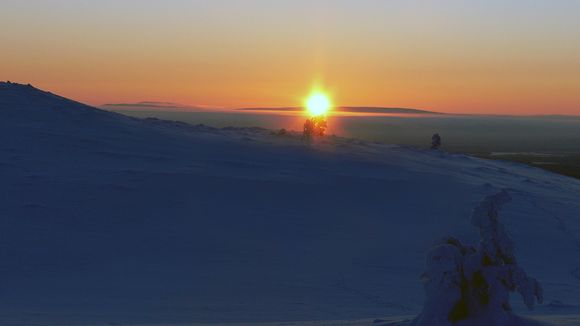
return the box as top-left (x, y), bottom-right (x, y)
top-left (414, 190), bottom-right (543, 326)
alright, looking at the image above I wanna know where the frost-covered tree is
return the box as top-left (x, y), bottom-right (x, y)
top-left (414, 190), bottom-right (543, 326)
top-left (414, 237), bottom-right (469, 326)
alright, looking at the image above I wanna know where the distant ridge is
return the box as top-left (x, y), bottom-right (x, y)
top-left (340, 106), bottom-right (441, 114)
top-left (0, 81), bottom-right (107, 114)
top-left (1, 81), bottom-right (90, 108)
top-left (0, 81), bottom-right (129, 127)
top-left (237, 106), bottom-right (441, 115)
top-left (102, 101), bottom-right (210, 111)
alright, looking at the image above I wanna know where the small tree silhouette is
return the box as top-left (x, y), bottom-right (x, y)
top-left (303, 116), bottom-right (327, 140)
top-left (431, 133), bottom-right (442, 150)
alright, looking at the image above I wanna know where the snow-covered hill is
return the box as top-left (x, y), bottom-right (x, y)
top-left (1, 82), bottom-right (580, 326)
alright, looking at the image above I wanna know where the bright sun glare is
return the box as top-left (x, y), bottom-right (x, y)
top-left (306, 92), bottom-right (331, 116)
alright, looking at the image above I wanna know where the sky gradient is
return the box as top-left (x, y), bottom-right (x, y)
top-left (2, 0), bottom-right (580, 115)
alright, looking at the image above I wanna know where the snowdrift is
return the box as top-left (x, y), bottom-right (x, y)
top-left (1, 82), bottom-right (580, 325)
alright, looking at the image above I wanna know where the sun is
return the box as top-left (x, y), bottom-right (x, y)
top-left (306, 92), bottom-right (331, 116)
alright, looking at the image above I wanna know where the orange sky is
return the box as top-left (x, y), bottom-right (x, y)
top-left (1, 1), bottom-right (579, 115)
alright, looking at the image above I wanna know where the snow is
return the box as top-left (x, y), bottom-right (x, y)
top-left (1, 82), bottom-right (580, 325)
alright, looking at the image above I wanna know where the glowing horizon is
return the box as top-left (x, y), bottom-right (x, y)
top-left (1, 1), bottom-right (580, 115)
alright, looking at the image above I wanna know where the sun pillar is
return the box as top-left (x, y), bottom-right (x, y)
top-left (303, 91), bottom-right (331, 139)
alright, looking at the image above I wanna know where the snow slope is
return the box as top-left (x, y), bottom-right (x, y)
top-left (1, 82), bottom-right (580, 325)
